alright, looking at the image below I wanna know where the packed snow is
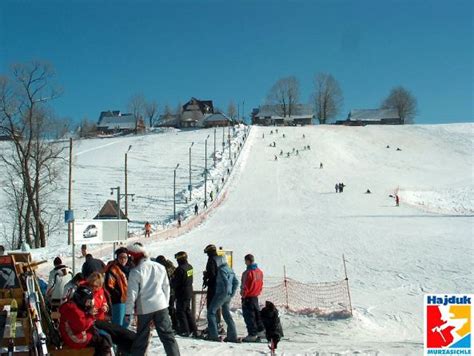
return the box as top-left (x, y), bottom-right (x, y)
top-left (1, 123), bottom-right (473, 355)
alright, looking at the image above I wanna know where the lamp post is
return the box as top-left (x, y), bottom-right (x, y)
top-left (124, 145), bottom-right (132, 217)
top-left (213, 127), bottom-right (217, 168)
top-left (188, 142), bottom-right (194, 201)
top-left (204, 134), bottom-right (210, 202)
top-left (228, 125), bottom-right (231, 160)
top-left (222, 126), bottom-right (225, 151)
top-left (174, 163), bottom-right (180, 220)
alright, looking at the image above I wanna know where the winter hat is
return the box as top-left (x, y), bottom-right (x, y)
top-left (127, 242), bottom-right (148, 263)
top-left (53, 257), bottom-right (62, 266)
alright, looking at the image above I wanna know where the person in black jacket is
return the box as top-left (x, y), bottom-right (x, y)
top-left (81, 254), bottom-right (105, 279)
top-left (156, 255), bottom-right (178, 331)
top-left (203, 244), bottom-right (222, 330)
top-left (172, 251), bottom-right (197, 337)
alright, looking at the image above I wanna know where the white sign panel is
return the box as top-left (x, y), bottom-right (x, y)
top-left (74, 219), bottom-right (128, 245)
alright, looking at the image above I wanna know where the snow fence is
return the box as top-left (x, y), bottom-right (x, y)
top-left (193, 275), bottom-right (353, 320)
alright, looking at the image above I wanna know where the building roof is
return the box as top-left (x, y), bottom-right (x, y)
top-left (97, 111), bottom-right (136, 130)
top-left (348, 109), bottom-right (400, 121)
top-left (203, 113), bottom-right (232, 123)
top-left (94, 199), bottom-right (127, 220)
top-left (254, 104), bottom-right (314, 118)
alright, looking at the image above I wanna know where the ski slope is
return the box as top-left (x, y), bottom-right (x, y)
top-left (3, 123), bottom-right (473, 355)
top-left (139, 124), bottom-right (473, 355)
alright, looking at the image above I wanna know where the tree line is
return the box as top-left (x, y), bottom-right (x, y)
top-left (265, 74), bottom-right (418, 124)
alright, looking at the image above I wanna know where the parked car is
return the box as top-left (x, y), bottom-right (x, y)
top-left (83, 224), bottom-right (98, 238)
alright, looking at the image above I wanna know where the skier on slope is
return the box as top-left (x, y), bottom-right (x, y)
top-left (395, 194), bottom-right (400, 206)
top-left (194, 204), bottom-right (199, 215)
top-left (335, 184), bottom-right (339, 193)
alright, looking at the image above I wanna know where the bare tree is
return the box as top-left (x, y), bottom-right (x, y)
top-left (266, 76), bottom-right (300, 117)
top-left (128, 94), bottom-right (146, 131)
top-left (381, 86), bottom-right (417, 124)
top-left (227, 100), bottom-right (237, 120)
top-left (78, 117), bottom-right (97, 138)
top-left (313, 73), bottom-right (343, 124)
top-left (144, 100), bottom-right (158, 127)
top-left (0, 61), bottom-right (66, 248)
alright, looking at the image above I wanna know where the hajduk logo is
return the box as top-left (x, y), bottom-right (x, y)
top-left (425, 294), bottom-right (473, 354)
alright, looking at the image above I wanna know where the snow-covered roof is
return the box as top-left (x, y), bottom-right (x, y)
top-left (98, 113), bottom-right (136, 130)
top-left (254, 104), bottom-right (314, 118)
top-left (348, 109), bottom-right (400, 121)
top-left (203, 113), bottom-right (232, 123)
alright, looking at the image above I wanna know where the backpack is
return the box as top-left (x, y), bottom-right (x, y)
top-left (218, 264), bottom-right (235, 296)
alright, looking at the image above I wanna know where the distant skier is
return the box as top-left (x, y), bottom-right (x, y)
top-left (194, 204), bottom-right (199, 215)
top-left (178, 214), bottom-right (182, 228)
top-left (307, 145), bottom-right (311, 150)
top-left (282, 134), bottom-right (285, 138)
top-left (262, 134), bottom-right (265, 139)
top-left (296, 150), bottom-right (299, 155)
top-left (339, 183), bottom-right (345, 193)
top-left (395, 194), bottom-right (400, 206)
top-left (210, 191), bottom-right (214, 202)
top-left (227, 168), bottom-right (230, 175)
top-left (144, 221), bottom-right (152, 238)
top-left (287, 152), bottom-right (290, 157)
top-left (270, 130), bottom-right (273, 135)
top-left (279, 150), bottom-right (283, 156)
top-left (302, 134), bottom-right (305, 139)
top-left (275, 129), bottom-right (279, 134)
top-left (386, 145), bottom-right (390, 148)
top-left (335, 184), bottom-right (339, 193)
top-left (365, 189), bottom-right (372, 194)
top-left (274, 155), bottom-right (278, 161)
top-left (292, 148), bottom-right (295, 152)
top-left (320, 162), bottom-right (323, 169)
top-left (396, 147), bottom-right (402, 151)
top-left (204, 199), bottom-right (208, 209)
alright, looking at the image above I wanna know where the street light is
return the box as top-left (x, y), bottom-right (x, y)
top-left (204, 134), bottom-right (210, 202)
top-left (174, 163), bottom-right (180, 220)
top-left (213, 127), bottom-right (217, 168)
top-left (125, 145), bottom-right (132, 217)
top-left (188, 142), bottom-right (194, 201)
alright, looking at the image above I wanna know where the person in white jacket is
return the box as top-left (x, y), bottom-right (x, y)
top-left (46, 257), bottom-right (72, 309)
top-left (125, 242), bottom-right (180, 356)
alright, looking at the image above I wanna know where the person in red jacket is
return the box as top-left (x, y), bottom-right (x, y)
top-left (59, 286), bottom-right (112, 354)
top-left (240, 254), bottom-right (265, 342)
top-left (83, 272), bottom-right (109, 321)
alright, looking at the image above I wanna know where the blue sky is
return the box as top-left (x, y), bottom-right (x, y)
top-left (0, 0), bottom-right (472, 124)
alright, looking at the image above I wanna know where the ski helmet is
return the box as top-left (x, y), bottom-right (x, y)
top-left (204, 244), bottom-right (216, 254)
top-left (72, 286), bottom-right (94, 311)
top-left (174, 251), bottom-right (188, 260)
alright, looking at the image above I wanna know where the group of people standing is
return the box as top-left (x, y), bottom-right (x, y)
top-left (335, 182), bottom-right (346, 193)
top-left (43, 242), bottom-right (283, 355)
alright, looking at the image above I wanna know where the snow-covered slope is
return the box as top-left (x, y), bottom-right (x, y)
top-left (140, 124), bottom-right (472, 355)
top-left (2, 123), bottom-right (473, 355)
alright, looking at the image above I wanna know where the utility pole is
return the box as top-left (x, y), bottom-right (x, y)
top-left (124, 145), bottom-right (132, 217)
top-left (67, 138), bottom-right (73, 245)
top-left (242, 100), bottom-right (245, 123)
top-left (204, 134), bottom-right (210, 202)
top-left (174, 164), bottom-right (180, 219)
top-left (222, 126), bottom-right (225, 151)
top-left (228, 125), bottom-right (231, 160)
top-left (189, 142), bottom-right (194, 201)
top-left (213, 127), bottom-right (216, 168)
